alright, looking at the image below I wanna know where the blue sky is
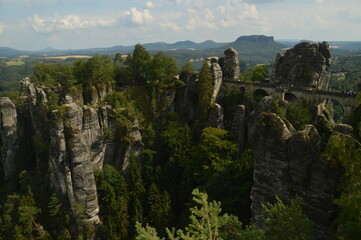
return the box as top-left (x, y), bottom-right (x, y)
top-left (0, 0), bottom-right (360, 50)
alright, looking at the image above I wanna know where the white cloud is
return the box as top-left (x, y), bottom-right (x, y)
top-left (314, 15), bottom-right (333, 29)
top-left (27, 14), bottom-right (116, 32)
top-left (125, 8), bottom-right (153, 25)
top-left (160, 21), bottom-right (184, 31)
top-left (0, 22), bottom-right (4, 34)
top-left (145, 1), bottom-right (154, 9)
top-left (185, 8), bottom-right (218, 30)
top-left (216, 0), bottom-right (262, 28)
top-left (171, 0), bottom-right (202, 8)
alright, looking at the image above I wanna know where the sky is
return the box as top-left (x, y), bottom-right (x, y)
top-left (0, 0), bottom-right (360, 50)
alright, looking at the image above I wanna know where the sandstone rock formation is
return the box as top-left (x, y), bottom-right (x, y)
top-left (207, 57), bottom-right (223, 103)
top-left (0, 97), bottom-right (18, 181)
top-left (175, 72), bottom-right (197, 124)
top-left (219, 48), bottom-right (240, 81)
top-left (208, 104), bottom-right (224, 129)
top-left (274, 42), bottom-right (331, 90)
top-left (248, 96), bottom-right (343, 238)
top-left (231, 105), bottom-right (246, 153)
top-left (0, 78), bottom-right (144, 224)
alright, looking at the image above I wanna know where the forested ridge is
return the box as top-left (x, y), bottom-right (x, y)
top-left (0, 44), bottom-right (360, 240)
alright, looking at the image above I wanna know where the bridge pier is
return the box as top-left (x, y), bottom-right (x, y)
top-left (274, 92), bottom-right (285, 100)
top-left (343, 106), bottom-right (354, 118)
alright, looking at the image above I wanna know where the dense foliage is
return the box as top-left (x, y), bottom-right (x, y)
top-left (329, 55), bottom-right (361, 91)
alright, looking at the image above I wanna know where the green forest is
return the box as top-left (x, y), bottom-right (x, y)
top-left (0, 44), bottom-right (360, 240)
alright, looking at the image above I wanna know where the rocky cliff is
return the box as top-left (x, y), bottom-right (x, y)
top-left (0, 97), bottom-right (18, 181)
top-left (274, 42), bottom-right (331, 90)
top-left (247, 96), bottom-right (345, 238)
top-left (0, 78), bottom-right (144, 224)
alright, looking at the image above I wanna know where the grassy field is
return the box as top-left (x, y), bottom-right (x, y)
top-left (5, 61), bottom-right (25, 66)
top-left (45, 55), bottom-right (91, 60)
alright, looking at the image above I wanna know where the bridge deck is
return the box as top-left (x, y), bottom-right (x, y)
top-left (223, 80), bottom-right (357, 100)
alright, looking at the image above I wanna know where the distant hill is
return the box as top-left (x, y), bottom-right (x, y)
top-left (0, 47), bottom-right (28, 57)
top-left (201, 35), bottom-right (286, 63)
top-left (2, 35), bottom-right (361, 65)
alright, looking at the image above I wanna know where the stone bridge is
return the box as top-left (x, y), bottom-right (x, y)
top-left (223, 81), bottom-right (357, 117)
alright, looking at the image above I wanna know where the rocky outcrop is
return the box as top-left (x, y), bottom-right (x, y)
top-left (249, 96), bottom-right (341, 238)
top-left (274, 42), bottom-right (331, 90)
top-left (12, 79), bottom-right (144, 224)
top-left (104, 119), bottom-right (144, 171)
top-left (333, 123), bottom-right (353, 136)
top-left (0, 97), bottom-right (18, 180)
top-left (175, 72), bottom-right (197, 124)
top-left (231, 105), bottom-right (246, 153)
top-left (219, 48), bottom-right (240, 81)
top-left (207, 57), bottom-right (223, 103)
top-left (208, 104), bottom-right (224, 129)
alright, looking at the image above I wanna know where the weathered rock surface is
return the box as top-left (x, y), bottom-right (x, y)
top-left (220, 48), bottom-right (240, 81)
top-left (208, 104), bottom-right (224, 129)
top-left (0, 97), bottom-right (18, 180)
top-left (231, 105), bottom-right (246, 153)
top-left (175, 72), bottom-right (197, 124)
top-left (248, 96), bottom-right (341, 238)
top-left (333, 123), bottom-right (353, 136)
top-left (274, 42), bottom-right (331, 90)
top-left (10, 79), bottom-right (144, 224)
top-left (207, 57), bottom-right (223, 103)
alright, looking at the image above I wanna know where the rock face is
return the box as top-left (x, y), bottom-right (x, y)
top-left (274, 42), bottom-right (331, 90)
top-left (220, 48), bottom-right (240, 81)
top-left (208, 104), bottom-right (224, 129)
top-left (248, 96), bottom-right (341, 238)
top-left (175, 72), bottom-right (198, 124)
top-left (207, 57), bottom-right (223, 103)
top-left (3, 79), bottom-right (144, 224)
top-left (0, 97), bottom-right (18, 180)
top-left (231, 105), bottom-right (246, 153)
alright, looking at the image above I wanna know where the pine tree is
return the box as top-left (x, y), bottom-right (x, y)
top-left (130, 44), bottom-right (151, 83)
top-left (147, 184), bottom-right (171, 231)
top-left (261, 196), bottom-right (313, 240)
top-left (96, 165), bottom-right (130, 240)
top-left (128, 156), bottom-right (146, 236)
top-left (136, 188), bottom-right (265, 240)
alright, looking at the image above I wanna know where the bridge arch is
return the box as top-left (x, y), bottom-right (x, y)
top-left (253, 89), bottom-right (270, 102)
top-left (330, 98), bottom-right (344, 123)
top-left (284, 92), bottom-right (298, 103)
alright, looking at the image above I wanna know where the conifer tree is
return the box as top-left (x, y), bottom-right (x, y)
top-left (96, 165), bottom-right (130, 240)
top-left (261, 196), bottom-right (313, 240)
top-left (128, 156), bottom-right (146, 236)
top-left (136, 189), bottom-right (265, 240)
top-left (147, 183), bottom-right (171, 231)
top-left (130, 44), bottom-right (151, 83)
